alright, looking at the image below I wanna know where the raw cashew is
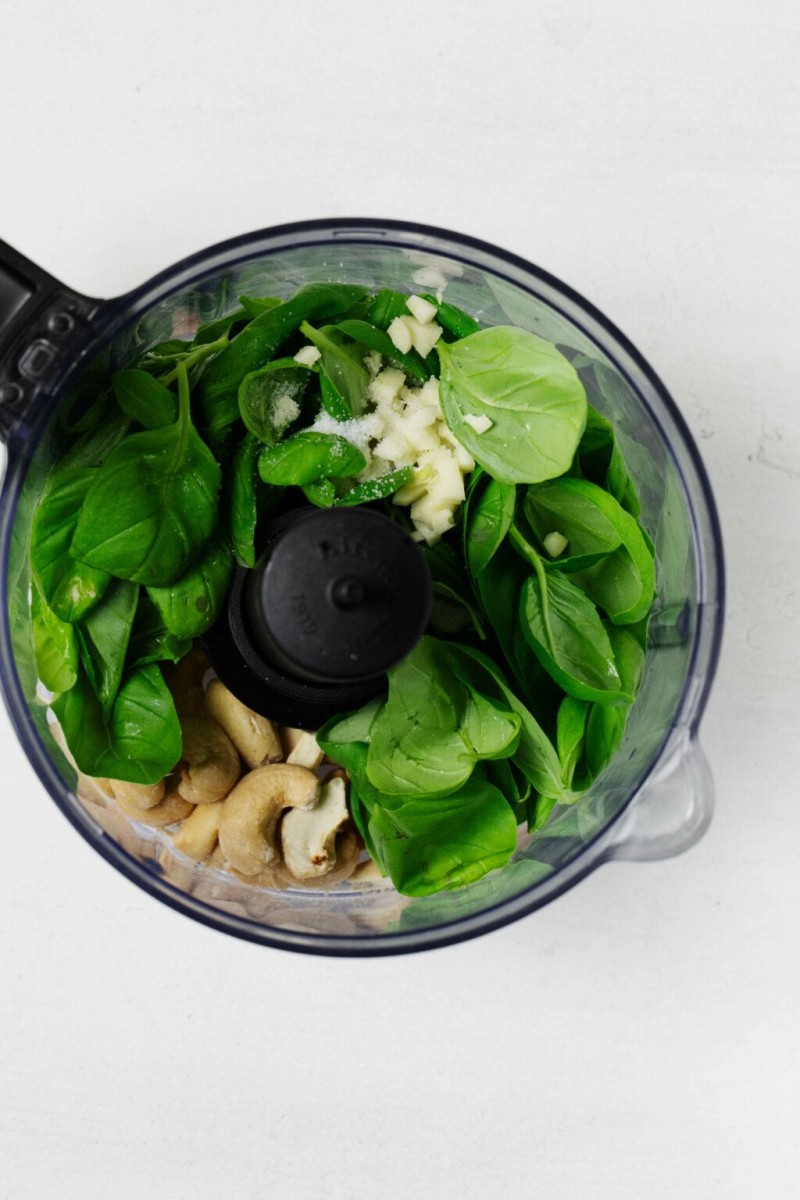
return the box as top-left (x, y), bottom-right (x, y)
top-left (205, 679), bottom-right (283, 768)
top-left (176, 715), bottom-right (241, 804)
top-left (173, 800), bottom-right (224, 861)
top-left (218, 764), bottom-right (320, 876)
top-left (280, 775), bottom-right (350, 880)
top-left (285, 730), bottom-right (324, 770)
top-left (274, 828), bottom-right (361, 889)
top-left (108, 779), bottom-right (166, 811)
top-left (113, 785), bottom-right (194, 827)
top-left (280, 726), bottom-right (306, 757)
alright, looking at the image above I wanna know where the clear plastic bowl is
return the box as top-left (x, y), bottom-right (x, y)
top-left (0, 219), bottom-right (724, 954)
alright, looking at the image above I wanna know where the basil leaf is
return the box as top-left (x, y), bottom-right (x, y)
top-left (76, 578), bottom-right (139, 713)
top-left (465, 476), bottom-right (516, 579)
top-left (112, 369), bottom-right (178, 429)
top-left (53, 663), bottom-right (182, 785)
top-left (258, 431), bottom-right (366, 487)
top-left (319, 367), bottom-right (352, 421)
top-left (302, 479), bottom-right (337, 507)
top-left (421, 295), bottom-right (481, 339)
top-left (318, 696), bottom-right (384, 747)
top-left (53, 413), bottom-right (132, 474)
top-left (146, 532), bottom-right (233, 639)
top-left (367, 637), bottom-right (473, 797)
top-left (583, 626), bottom-right (646, 778)
top-left (524, 477), bottom-right (622, 571)
top-left (71, 372), bottom-right (221, 587)
top-left (519, 556), bottom-right (629, 704)
top-left (31, 584), bottom-right (78, 694)
top-left (228, 433), bottom-right (266, 568)
top-left (127, 594), bottom-right (191, 667)
top-left (365, 289), bottom-right (413, 330)
top-left (31, 468), bottom-right (112, 622)
top-left (238, 295), bottom-right (282, 319)
top-left (299, 321), bottom-right (369, 417)
top-left (576, 404), bottom-right (640, 516)
top-left (335, 468), bottom-right (412, 507)
top-left (192, 308), bottom-right (249, 346)
top-left (569, 499), bottom-right (656, 626)
top-left (238, 358), bottom-right (312, 443)
top-left (366, 774), bottom-right (518, 898)
top-left (198, 283), bottom-right (367, 441)
top-left (555, 695), bottom-right (590, 790)
top-left (438, 326), bottom-right (586, 483)
top-left (460, 690), bottom-right (521, 759)
top-left (334, 319), bottom-right (428, 381)
top-left (446, 643), bottom-right (566, 801)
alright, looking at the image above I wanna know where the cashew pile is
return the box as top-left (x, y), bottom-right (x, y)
top-left (97, 650), bottom-right (361, 888)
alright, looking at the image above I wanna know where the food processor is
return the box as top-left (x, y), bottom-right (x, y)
top-left (0, 219), bottom-right (724, 955)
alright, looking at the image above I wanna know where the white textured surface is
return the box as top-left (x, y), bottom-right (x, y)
top-left (1, 2), bottom-right (799, 1197)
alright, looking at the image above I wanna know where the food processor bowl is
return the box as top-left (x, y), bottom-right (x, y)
top-left (0, 219), bottom-right (724, 955)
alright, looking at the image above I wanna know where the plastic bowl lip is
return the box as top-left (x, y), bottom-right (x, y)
top-left (0, 217), bottom-right (726, 956)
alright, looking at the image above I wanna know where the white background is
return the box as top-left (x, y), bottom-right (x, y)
top-left (1, 2), bottom-right (799, 1197)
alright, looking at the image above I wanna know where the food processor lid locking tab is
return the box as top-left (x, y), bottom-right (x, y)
top-left (203, 505), bottom-right (433, 728)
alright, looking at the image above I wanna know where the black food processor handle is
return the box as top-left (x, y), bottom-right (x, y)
top-left (0, 239), bottom-right (101, 442)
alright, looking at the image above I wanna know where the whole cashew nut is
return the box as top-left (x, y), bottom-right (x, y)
top-left (112, 784), bottom-right (195, 827)
top-left (173, 800), bottom-right (224, 861)
top-left (218, 764), bottom-right (320, 876)
top-left (162, 645), bottom-right (210, 716)
top-left (176, 715), bottom-right (241, 804)
top-left (205, 679), bottom-right (283, 768)
top-left (108, 779), bottom-right (166, 811)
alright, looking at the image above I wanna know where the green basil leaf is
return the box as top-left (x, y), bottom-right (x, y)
top-left (446, 643), bottom-right (566, 801)
top-left (31, 584), bottom-right (78, 694)
top-left (334, 319), bottom-right (428, 381)
top-left (238, 358), bottom-right (312, 443)
top-left (146, 532), bottom-right (233, 639)
top-left (366, 774), bottom-right (518, 897)
top-left (525, 477), bottom-right (622, 571)
top-left (71, 377), bottom-right (221, 587)
top-left (555, 695), bottom-right (590, 789)
top-left (366, 637), bottom-right (473, 797)
top-left (335, 468), bottom-right (413, 507)
top-left (258, 431), bottom-right (366, 487)
top-left (238, 295), bottom-right (282, 319)
top-left (126, 594), bottom-right (192, 667)
top-left (53, 663), bottom-right (182, 785)
top-left (365, 289), bottom-right (413, 330)
top-left (466, 476), bottom-right (516, 579)
top-left (198, 283), bottom-right (367, 442)
top-left (192, 307), bottom-right (249, 346)
top-left (112, 369), bottom-right (178, 429)
top-left (76, 578), bottom-right (139, 713)
top-left (302, 478), bottom-right (337, 507)
top-left (53, 413), bottom-right (132, 475)
top-left (460, 690), bottom-right (521, 759)
top-left (569, 500), bottom-right (656, 626)
top-left (421, 295), bottom-right (481, 339)
top-left (318, 697), bottom-right (384, 747)
top-left (519, 558), bottom-right (629, 704)
top-left (31, 468), bottom-right (112, 622)
top-left (319, 367), bottom-right (352, 421)
top-left (228, 433), bottom-right (267, 568)
top-left (299, 321), bottom-right (369, 416)
top-left (583, 626), bottom-right (646, 778)
top-left (438, 326), bottom-right (587, 483)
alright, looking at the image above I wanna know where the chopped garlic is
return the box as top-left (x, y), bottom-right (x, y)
top-left (398, 315), bottom-right (442, 358)
top-left (293, 344), bottom-right (321, 366)
top-left (406, 294), bottom-right (439, 325)
top-left (463, 413), bottom-right (493, 435)
top-left (543, 531), bottom-right (569, 558)
top-left (387, 316), bottom-right (413, 354)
